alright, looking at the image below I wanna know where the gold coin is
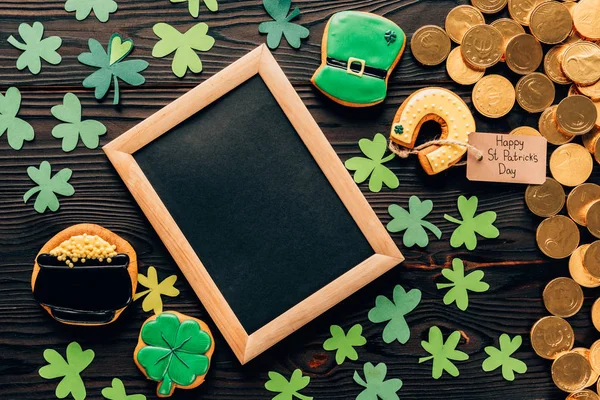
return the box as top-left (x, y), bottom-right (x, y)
top-left (472, 0), bottom-right (508, 13)
top-left (472, 74), bottom-right (516, 117)
top-left (570, 244), bottom-right (600, 287)
top-left (490, 18), bottom-right (526, 62)
top-left (562, 41), bottom-right (600, 86)
top-left (593, 299), bottom-right (600, 331)
top-left (573, 0), bottom-right (600, 40)
top-left (530, 1), bottom-right (573, 44)
top-left (526, 177), bottom-right (566, 217)
top-left (539, 106), bottom-right (575, 145)
top-left (544, 45), bottom-right (572, 85)
top-left (584, 241), bottom-right (600, 279)
top-left (531, 316), bottom-right (575, 359)
top-left (508, 0), bottom-right (546, 25)
top-left (411, 25), bottom-right (452, 66)
top-left (445, 5), bottom-right (486, 44)
top-left (569, 85), bottom-right (581, 97)
top-left (587, 201), bottom-right (600, 238)
top-left (571, 348), bottom-right (600, 388)
top-left (543, 277), bottom-right (584, 317)
top-left (461, 25), bottom-right (504, 68)
top-left (567, 390), bottom-right (600, 400)
top-left (590, 339), bottom-right (600, 375)
top-left (552, 351), bottom-right (592, 392)
top-left (596, 139), bottom-right (600, 164)
top-left (567, 183), bottom-right (600, 225)
top-left (582, 127), bottom-right (600, 153)
top-left (556, 96), bottom-right (598, 136)
top-left (510, 126), bottom-right (541, 136)
top-left (516, 73), bottom-right (556, 113)
top-left (446, 47), bottom-right (486, 85)
top-left (578, 81), bottom-right (600, 101)
top-left (506, 33), bottom-right (544, 74)
top-left (550, 143), bottom-right (594, 186)
top-left (563, 1), bottom-right (578, 18)
top-left (537, 215), bottom-right (580, 258)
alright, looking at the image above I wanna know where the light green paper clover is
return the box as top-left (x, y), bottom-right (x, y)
top-left (265, 369), bottom-right (312, 400)
top-left (345, 133), bottom-right (399, 193)
top-left (38, 342), bottom-right (95, 400)
top-left (152, 23), bottom-right (215, 78)
top-left (444, 195), bottom-right (499, 250)
top-left (259, 0), bottom-right (309, 49)
top-left (65, 0), bottom-right (118, 22)
top-left (368, 285), bottom-right (421, 344)
top-left (24, 161), bottom-right (75, 213)
top-left (52, 93), bottom-right (107, 152)
top-left (482, 334), bottom-right (527, 381)
top-left (437, 258), bottom-right (489, 311)
top-left (170, 0), bottom-right (218, 18)
top-left (353, 362), bottom-right (402, 400)
top-left (8, 22), bottom-right (62, 75)
top-left (322, 324), bottom-right (366, 365)
top-left (387, 195), bottom-right (442, 248)
top-left (0, 87), bottom-right (34, 150)
top-left (419, 326), bottom-right (469, 379)
top-left (102, 378), bottom-right (146, 400)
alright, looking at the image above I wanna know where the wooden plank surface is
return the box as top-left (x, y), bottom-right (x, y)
top-left (0, 0), bottom-right (598, 399)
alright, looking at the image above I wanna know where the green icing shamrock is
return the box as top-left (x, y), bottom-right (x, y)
top-left (437, 258), bottom-right (489, 311)
top-left (7, 22), bottom-right (62, 75)
top-left (387, 195), bottom-right (442, 248)
top-left (78, 33), bottom-right (149, 105)
top-left (52, 93), bottom-right (107, 152)
top-left (38, 342), bottom-right (95, 400)
top-left (102, 378), bottom-right (146, 400)
top-left (136, 312), bottom-right (212, 397)
top-left (322, 324), bottom-right (366, 365)
top-left (419, 326), bottom-right (469, 379)
top-left (265, 369), bottom-right (312, 400)
top-left (24, 161), bottom-right (75, 213)
top-left (444, 195), bottom-right (499, 250)
top-left (482, 334), bottom-right (527, 381)
top-left (152, 23), bottom-right (215, 78)
top-left (353, 362), bottom-right (402, 400)
top-left (65, 0), bottom-right (118, 22)
top-left (259, 0), bottom-right (309, 49)
top-left (345, 133), bottom-right (399, 193)
top-left (0, 87), bottom-right (34, 150)
top-left (170, 0), bottom-right (218, 18)
top-left (368, 285), bottom-right (421, 344)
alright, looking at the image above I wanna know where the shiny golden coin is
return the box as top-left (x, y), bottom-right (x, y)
top-left (596, 101), bottom-right (600, 129)
top-left (531, 316), bottom-right (575, 359)
top-left (537, 215), bottom-right (581, 258)
top-left (582, 127), bottom-right (600, 153)
top-left (583, 241), bottom-right (600, 279)
top-left (544, 45), bottom-right (572, 85)
top-left (590, 339), bottom-right (600, 376)
top-left (510, 126), bottom-right (541, 136)
top-left (446, 47), bottom-right (486, 85)
top-left (526, 177), bottom-right (566, 217)
top-left (562, 42), bottom-right (600, 86)
top-left (567, 183), bottom-right (600, 225)
top-left (593, 299), bottom-right (600, 331)
top-left (539, 106), bottom-right (575, 145)
top-left (445, 5), bottom-right (486, 44)
top-left (461, 25), bottom-right (504, 68)
top-left (587, 201), bottom-right (600, 238)
top-left (552, 351), bottom-right (592, 392)
top-left (570, 244), bottom-right (600, 287)
top-left (550, 143), bottom-right (594, 186)
top-left (530, 1), bottom-right (573, 44)
top-left (490, 18), bottom-right (526, 62)
top-left (508, 0), bottom-right (546, 25)
top-left (573, 0), bottom-right (600, 40)
top-left (411, 25), bottom-right (452, 66)
top-left (506, 34), bottom-right (544, 74)
top-left (577, 81), bottom-right (600, 101)
top-left (516, 73), bottom-right (556, 113)
top-left (596, 137), bottom-right (600, 164)
top-left (472, 74), bottom-right (516, 117)
top-left (571, 348), bottom-right (600, 388)
top-left (567, 390), bottom-right (600, 400)
top-left (472, 0), bottom-right (508, 13)
top-left (556, 96), bottom-right (598, 136)
top-left (543, 277), bottom-right (584, 317)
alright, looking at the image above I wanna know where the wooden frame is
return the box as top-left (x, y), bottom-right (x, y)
top-left (104, 45), bottom-right (404, 364)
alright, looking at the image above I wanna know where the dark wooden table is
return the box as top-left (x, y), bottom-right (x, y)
top-left (1, 0), bottom-right (599, 399)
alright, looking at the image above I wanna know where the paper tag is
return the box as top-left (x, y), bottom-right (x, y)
top-left (467, 132), bottom-right (547, 185)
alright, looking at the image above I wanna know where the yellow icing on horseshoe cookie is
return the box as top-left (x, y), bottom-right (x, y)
top-left (390, 87), bottom-right (475, 175)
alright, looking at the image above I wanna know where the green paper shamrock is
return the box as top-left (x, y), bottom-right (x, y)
top-left (0, 87), bottom-right (34, 150)
top-left (353, 362), bottom-right (402, 400)
top-left (65, 0), bottom-right (118, 22)
top-left (38, 342), bottom-right (95, 400)
top-left (134, 266), bottom-right (180, 315)
top-left (345, 133), bottom-right (399, 193)
top-left (136, 312), bottom-right (212, 397)
top-left (152, 23), bottom-right (215, 78)
top-left (51, 93), bottom-right (107, 152)
top-left (368, 285), bottom-right (421, 344)
top-left (265, 369), bottom-right (312, 400)
top-left (259, 0), bottom-right (309, 50)
top-left (322, 324), bottom-right (366, 365)
top-left (78, 33), bottom-right (149, 105)
top-left (102, 378), bottom-right (146, 400)
top-left (7, 22), bottom-right (62, 75)
top-left (419, 326), bottom-right (469, 379)
top-left (387, 195), bottom-right (442, 248)
top-left (444, 195), bottom-right (499, 250)
top-left (437, 258), bottom-right (489, 311)
top-left (24, 161), bottom-right (74, 213)
top-left (170, 0), bottom-right (218, 18)
top-left (482, 334), bottom-right (527, 381)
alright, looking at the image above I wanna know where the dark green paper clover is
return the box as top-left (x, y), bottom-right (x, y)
top-left (345, 133), bottom-right (399, 193)
top-left (387, 195), bottom-right (442, 248)
top-left (259, 0), bottom-right (309, 49)
top-left (444, 195), bottom-right (499, 250)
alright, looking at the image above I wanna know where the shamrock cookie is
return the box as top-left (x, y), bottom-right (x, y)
top-left (311, 11), bottom-right (406, 107)
top-left (32, 223), bottom-right (137, 325)
top-left (134, 311), bottom-right (215, 398)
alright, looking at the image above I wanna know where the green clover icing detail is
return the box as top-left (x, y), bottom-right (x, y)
top-left (394, 124), bottom-right (404, 134)
top-left (385, 30), bottom-right (397, 46)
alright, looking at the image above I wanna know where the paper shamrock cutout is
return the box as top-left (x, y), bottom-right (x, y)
top-left (322, 324), bottom-right (366, 365)
top-left (482, 334), bottom-right (527, 381)
top-left (51, 93), bottom-right (107, 152)
top-left (387, 196), bottom-right (442, 248)
top-left (259, 0), bottom-right (309, 49)
top-left (8, 22), bottom-right (62, 75)
top-left (353, 362), bottom-right (402, 400)
top-left (24, 161), bottom-right (74, 213)
top-left (65, 0), bottom-right (118, 22)
top-left (265, 369), bottom-right (312, 400)
top-left (170, 0), bottom-right (218, 18)
top-left (345, 133), bottom-right (399, 193)
top-left (78, 33), bottom-right (149, 105)
top-left (368, 285), bottom-right (421, 344)
top-left (152, 23), bottom-right (215, 78)
top-left (419, 326), bottom-right (469, 379)
top-left (134, 266), bottom-right (180, 315)
top-left (436, 258), bottom-right (489, 311)
top-left (102, 378), bottom-right (146, 400)
top-left (0, 87), bottom-right (34, 150)
top-left (444, 195), bottom-right (499, 250)
top-left (38, 342), bottom-right (95, 400)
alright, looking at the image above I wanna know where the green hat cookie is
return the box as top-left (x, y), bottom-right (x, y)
top-left (311, 11), bottom-right (406, 107)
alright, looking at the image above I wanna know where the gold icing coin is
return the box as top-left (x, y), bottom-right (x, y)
top-left (577, 81), bottom-right (600, 101)
top-left (590, 339), bottom-right (600, 376)
top-left (570, 244), bottom-right (600, 287)
top-left (582, 127), bottom-right (600, 153)
top-left (567, 183), bottom-right (600, 225)
top-left (508, 0), bottom-right (546, 25)
top-left (593, 300), bottom-right (600, 332)
top-left (445, 5), bottom-right (486, 44)
top-left (552, 352), bottom-right (592, 392)
top-left (446, 47), bottom-right (486, 85)
top-left (588, 201), bottom-right (600, 238)
top-left (543, 277), bottom-right (584, 317)
top-left (562, 42), bottom-right (600, 86)
top-left (411, 25), bottom-right (452, 66)
top-left (506, 34), bottom-right (544, 75)
top-left (544, 45), bottom-right (571, 85)
top-left (530, 1), bottom-right (573, 44)
top-left (571, 348), bottom-right (600, 388)
top-left (490, 18), bottom-right (526, 62)
top-left (510, 126), bottom-right (541, 136)
top-left (537, 215), bottom-right (580, 258)
top-left (525, 177), bottom-right (566, 217)
top-left (573, 0), bottom-right (600, 40)
top-left (531, 316), bottom-right (575, 359)
top-left (472, 0), bottom-right (508, 14)
top-left (539, 106), bottom-right (575, 145)
top-left (556, 96), bottom-right (598, 136)
top-left (567, 390), bottom-right (600, 400)
top-left (550, 143), bottom-right (593, 186)
top-left (516, 73), bottom-right (556, 113)
top-left (461, 25), bottom-right (504, 68)
top-left (583, 241), bottom-right (600, 279)
top-left (472, 74), bottom-right (516, 118)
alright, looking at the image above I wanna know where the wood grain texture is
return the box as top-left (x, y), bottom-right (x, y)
top-left (0, 0), bottom-right (597, 399)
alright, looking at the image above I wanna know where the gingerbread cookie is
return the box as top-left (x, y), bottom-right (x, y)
top-left (389, 87), bottom-right (476, 174)
top-left (31, 223), bottom-right (137, 326)
top-left (311, 11), bottom-right (406, 107)
top-left (134, 311), bottom-right (215, 398)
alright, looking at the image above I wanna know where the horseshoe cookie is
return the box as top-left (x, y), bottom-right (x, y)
top-left (390, 87), bottom-right (476, 175)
